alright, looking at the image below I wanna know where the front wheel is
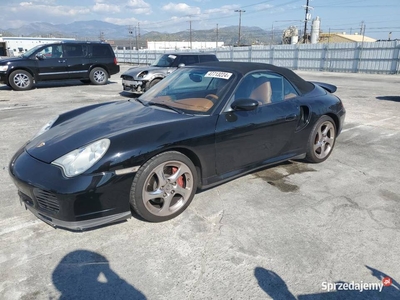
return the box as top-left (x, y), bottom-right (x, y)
top-left (305, 115), bottom-right (336, 163)
top-left (89, 67), bottom-right (108, 85)
top-left (9, 70), bottom-right (33, 91)
top-left (145, 78), bottom-right (161, 91)
top-left (130, 151), bottom-right (198, 222)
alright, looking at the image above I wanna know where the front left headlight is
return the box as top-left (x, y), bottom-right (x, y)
top-left (0, 65), bottom-right (8, 72)
top-left (52, 139), bottom-right (110, 177)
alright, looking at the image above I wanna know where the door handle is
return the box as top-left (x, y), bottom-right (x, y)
top-left (285, 114), bottom-right (297, 121)
top-left (58, 60), bottom-right (66, 63)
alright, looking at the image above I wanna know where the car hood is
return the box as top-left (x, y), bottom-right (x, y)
top-left (0, 57), bottom-right (24, 63)
top-left (26, 100), bottom-right (191, 163)
top-left (121, 66), bottom-right (170, 77)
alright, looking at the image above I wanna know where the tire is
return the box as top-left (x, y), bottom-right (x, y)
top-left (305, 115), bottom-right (336, 163)
top-left (80, 79), bottom-right (91, 84)
top-left (9, 70), bottom-right (33, 91)
top-left (89, 67), bottom-right (108, 85)
top-left (146, 78), bottom-right (161, 91)
top-left (130, 151), bottom-right (198, 222)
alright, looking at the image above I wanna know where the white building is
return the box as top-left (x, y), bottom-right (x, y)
top-left (147, 41), bottom-right (224, 50)
top-left (0, 36), bottom-right (75, 57)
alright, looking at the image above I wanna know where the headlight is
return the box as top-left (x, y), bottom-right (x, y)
top-left (0, 65), bottom-right (9, 72)
top-left (52, 139), bottom-right (110, 177)
top-left (32, 116), bottom-right (59, 139)
top-left (138, 71), bottom-right (148, 78)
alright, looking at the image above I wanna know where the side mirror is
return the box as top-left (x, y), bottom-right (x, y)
top-left (178, 63), bottom-right (185, 68)
top-left (231, 99), bottom-right (259, 111)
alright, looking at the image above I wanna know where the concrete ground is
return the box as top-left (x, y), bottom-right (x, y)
top-left (0, 65), bottom-right (399, 300)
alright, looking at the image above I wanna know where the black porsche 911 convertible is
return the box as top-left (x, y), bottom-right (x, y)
top-left (9, 61), bottom-right (345, 230)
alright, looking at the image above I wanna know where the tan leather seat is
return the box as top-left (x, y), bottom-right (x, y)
top-left (249, 79), bottom-right (272, 105)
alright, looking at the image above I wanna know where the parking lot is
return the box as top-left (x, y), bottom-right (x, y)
top-left (0, 65), bottom-right (399, 299)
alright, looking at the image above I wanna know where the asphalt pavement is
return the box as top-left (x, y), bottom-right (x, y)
top-left (0, 65), bottom-right (399, 299)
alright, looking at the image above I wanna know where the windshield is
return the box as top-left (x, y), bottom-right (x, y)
top-left (151, 54), bottom-right (177, 67)
top-left (21, 44), bottom-right (45, 58)
top-left (140, 67), bottom-right (235, 115)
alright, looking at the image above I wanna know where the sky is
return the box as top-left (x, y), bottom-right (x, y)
top-left (0, 0), bottom-right (399, 40)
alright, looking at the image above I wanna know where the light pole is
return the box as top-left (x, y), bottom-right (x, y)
top-left (235, 9), bottom-right (245, 46)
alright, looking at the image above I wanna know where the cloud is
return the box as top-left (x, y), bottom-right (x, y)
top-left (5, 4), bottom-right (91, 27)
top-left (93, 3), bottom-right (121, 13)
top-left (125, 0), bottom-right (152, 15)
top-left (204, 5), bottom-right (240, 15)
top-left (162, 2), bottom-right (201, 15)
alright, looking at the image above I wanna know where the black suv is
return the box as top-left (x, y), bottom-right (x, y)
top-left (0, 41), bottom-right (120, 91)
top-left (121, 53), bottom-right (218, 93)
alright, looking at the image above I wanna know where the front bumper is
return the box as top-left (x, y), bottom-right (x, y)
top-left (9, 147), bottom-right (135, 231)
top-left (0, 71), bottom-right (7, 84)
top-left (122, 79), bottom-right (146, 94)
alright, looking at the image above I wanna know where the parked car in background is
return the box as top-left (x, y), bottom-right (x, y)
top-left (0, 41), bottom-right (119, 91)
top-left (120, 53), bottom-right (218, 94)
top-left (9, 61), bottom-right (345, 230)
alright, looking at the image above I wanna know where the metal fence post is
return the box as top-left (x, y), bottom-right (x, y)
top-left (395, 41), bottom-right (400, 74)
top-left (249, 46), bottom-right (252, 62)
top-left (270, 45), bottom-right (274, 65)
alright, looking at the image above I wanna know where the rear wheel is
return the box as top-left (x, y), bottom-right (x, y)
top-left (130, 151), bottom-right (198, 222)
top-left (89, 67), bottom-right (108, 85)
top-left (9, 70), bottom-right (33, 91)
top-left (305, 115), bottom-right (336, 163)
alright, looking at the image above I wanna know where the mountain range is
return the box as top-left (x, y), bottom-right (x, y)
top-left (0, 20), bottom-right (280, 46)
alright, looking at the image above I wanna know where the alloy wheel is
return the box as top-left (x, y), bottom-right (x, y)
top-left (142, 160), bottom-right (194, 217)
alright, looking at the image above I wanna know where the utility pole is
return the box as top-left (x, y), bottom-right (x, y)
top-left (235, 9), bottom-right (245, 46)
top-left (216, 23), bottom-right (219, 49)
top-left (189, 20), bottom-right (192, 49)
top-left (136, 22), bottom-right (140, 50)
top-left (303, 0), bottom-right (312, 43)
top-left (128, 25), bottom-right (133, 63)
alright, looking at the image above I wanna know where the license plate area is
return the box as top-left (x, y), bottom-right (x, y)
top-left (122, 79), bottom-right (142, 87)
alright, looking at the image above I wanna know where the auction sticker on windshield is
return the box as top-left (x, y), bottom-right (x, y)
top-left (205, 71), bottom-right (233, 80)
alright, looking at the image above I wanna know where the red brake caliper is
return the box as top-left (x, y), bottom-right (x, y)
top-left (172, 167), bottom-right (184, 187)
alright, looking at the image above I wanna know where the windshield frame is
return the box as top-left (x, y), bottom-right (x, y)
top-left (150, 54), bottom-right (177, 67)
top-left (21, 44), bottom-right (46, 58)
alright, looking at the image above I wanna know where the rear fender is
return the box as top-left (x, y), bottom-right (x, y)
top-left (311, 81), bottom-right (337, 93)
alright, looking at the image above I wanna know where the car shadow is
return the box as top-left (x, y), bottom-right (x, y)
top-left (376, 96), bottom-right (400, 102)
top-left (0, 84), bottom-right (11, 91)
top-left (255, 266), bottom-right (399, 299)
top-left (52, 249), bottom-right (147, 299)
top-left (197, 160), bottom-right (307, 194)
top-left (119, 91), bottom-right (140, 98)
top-left (34, 80), bottom-right (117, 89)
top-left (0, 81), bottom-right (118, 91)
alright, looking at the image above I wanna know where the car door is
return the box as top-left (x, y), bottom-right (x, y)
top-left (214, 71), bottom-right (300, 176)
top-left (63, 44), bottom-right (87, 79)
top-left (35, 44), bottom-right (68, 81)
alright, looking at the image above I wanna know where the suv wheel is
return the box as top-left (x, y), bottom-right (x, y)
top-left (9, 70), bottom-right (33, 91)
top-left (89, 67), bottom-right (108, 85)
